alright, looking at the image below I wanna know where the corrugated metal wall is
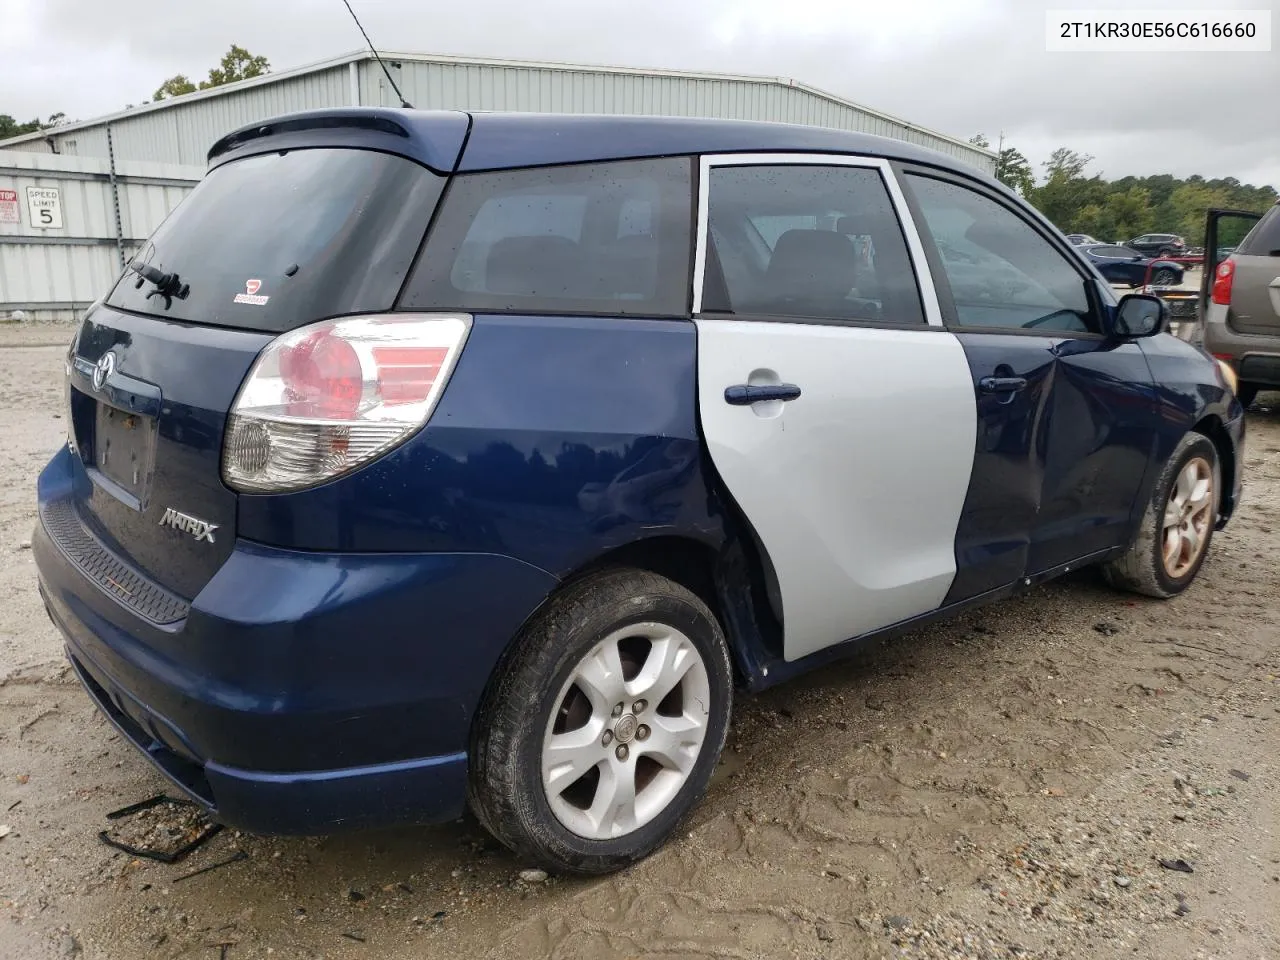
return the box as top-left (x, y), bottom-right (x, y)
top-left (5, 54), bottom-right (993, 173)
top-left (0, 151), bottom-right (200, 321)
top-left (367, 60), bottom-right (993, 170)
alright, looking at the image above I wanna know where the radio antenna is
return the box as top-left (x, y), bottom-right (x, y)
top-left (340, 0), bottom-right (413, 108)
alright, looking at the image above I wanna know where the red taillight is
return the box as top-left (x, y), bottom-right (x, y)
top-left (223, 314), bottom-right (471, 493)
top-left (373, 346), bottom-right (449, 406)
top-left (281, 331), bottom-right (364, 419)
top-left (1211, 258), bottom-right (1235, 305)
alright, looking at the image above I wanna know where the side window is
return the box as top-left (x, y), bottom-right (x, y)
top-left (702, 164), bottom-right (924, 325)
top-left (401, 157), bottom-right (692, 317)
top-left (1240, 206), bottom-right (1280, 256)
top-left (905, 174), bottom-right (1098, 334)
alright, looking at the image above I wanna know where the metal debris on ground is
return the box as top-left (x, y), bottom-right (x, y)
top-left (1158, 858), bottom-right (1195, 873)
top-left (173, 849), bottom-right (249, 883)
top-left (1228, 769), bottom-right (1252, 781)
top-left (97, 794), bottom-right (223, 864)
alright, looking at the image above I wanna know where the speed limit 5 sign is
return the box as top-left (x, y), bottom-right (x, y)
top-left (25, 186), bottom-right (63, 229)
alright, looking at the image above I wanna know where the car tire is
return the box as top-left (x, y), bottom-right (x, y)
top-left (1152, 267), bottom-right (1178, 285)
top-left (1238, 383), bottom-right (1259, 408)
top-left (1101, 432), bottom-right (1220, 599)
top-left (467, 567), bottom-right (733, 876)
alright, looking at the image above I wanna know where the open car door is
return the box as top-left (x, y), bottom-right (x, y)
top-left (1200, 208), bottom-right (1265, 329)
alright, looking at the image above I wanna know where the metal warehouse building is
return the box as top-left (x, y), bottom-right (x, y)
top-left (2, 50), bottom-right (993, 170)
top-left (1, 50), bottom-right (993, 320)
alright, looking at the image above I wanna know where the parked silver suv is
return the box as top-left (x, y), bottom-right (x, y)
top-left (1203, 202), bottom-right (1280, 407)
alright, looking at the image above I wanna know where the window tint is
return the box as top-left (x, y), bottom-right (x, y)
top-left (701, 164), bottom-right (923, 324)
top-left (104, 149), bottom-right (444, 332)
top-left (401, 158), bottom-right (692, 317)
top-left (1240, 206), bottom-right (1280, 255)
top-left (1094, 245), bottom-right (1138, 258)
top-left (905, 174), bottom-right (1098, 334)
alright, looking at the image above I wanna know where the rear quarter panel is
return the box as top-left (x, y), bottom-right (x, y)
top-left (236, 314), bottom-right (727, 574)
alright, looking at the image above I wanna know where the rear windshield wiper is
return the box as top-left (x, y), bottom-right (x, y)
top-left (128, 260), bottom-right (190, 309)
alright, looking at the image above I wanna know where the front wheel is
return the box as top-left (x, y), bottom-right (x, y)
top-left (467, 567), bottom-right (733, 875)
top-left (1101, 432), bottom-right (1220, 598)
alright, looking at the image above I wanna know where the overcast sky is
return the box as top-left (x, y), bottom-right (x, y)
top-left (2, 0), bottom-right (1277, 187)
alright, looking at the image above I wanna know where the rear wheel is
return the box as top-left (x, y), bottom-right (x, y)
top-left (1152, 267), bottom-right (1178, 286)
top-left (467, 568), bottom-right (733, 875)
top-left (1101, 432), bottom-right (1219, 598)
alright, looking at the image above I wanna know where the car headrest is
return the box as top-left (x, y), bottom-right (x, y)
top-left (763, 229), bottom-right (858, 300)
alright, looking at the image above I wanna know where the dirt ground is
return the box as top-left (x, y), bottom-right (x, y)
top-left (0, 321), bottom-right (1276, 960)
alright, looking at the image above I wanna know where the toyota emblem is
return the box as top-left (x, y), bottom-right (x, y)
top-left (93, 351), bottom-right (116, 391)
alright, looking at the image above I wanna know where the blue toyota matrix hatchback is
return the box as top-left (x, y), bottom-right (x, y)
top-left (35, 109), bottom-right (1244, 875)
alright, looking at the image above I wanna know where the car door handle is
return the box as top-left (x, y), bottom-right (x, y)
top-left (724, 383), bottom-right (802, 405)
top-left (979, 376), bottom-right (1028, 394)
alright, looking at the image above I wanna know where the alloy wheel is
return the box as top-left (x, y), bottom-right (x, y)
top-left (541, 622), bottom-right (711, 840)
top-left (1161, 456), bottom-right (1215, 578)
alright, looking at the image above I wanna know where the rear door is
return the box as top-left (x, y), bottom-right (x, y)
top-left (693, 155), bottom-right (980, 661)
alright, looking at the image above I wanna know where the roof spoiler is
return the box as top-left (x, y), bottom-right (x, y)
top-left (206, 108), bottom-right (469, 174)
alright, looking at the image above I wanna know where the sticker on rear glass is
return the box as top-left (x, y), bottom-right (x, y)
top-left (234, 279), bottom-right (269, 306)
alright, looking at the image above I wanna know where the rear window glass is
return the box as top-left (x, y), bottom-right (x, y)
top-left (1239, 206), bottom-right (1280, 256)
top-left (105, 149), bottom-right (443, 332)
top-left (400, 158), bottom-right (693, 317)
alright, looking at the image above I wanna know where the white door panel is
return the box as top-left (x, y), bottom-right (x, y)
top-left (696, 318), bottom-right (977, 660)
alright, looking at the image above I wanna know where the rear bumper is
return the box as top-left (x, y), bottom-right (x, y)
top-left (35, 455), bottom-right (559, 834)
top-left (1202, 302), bottom-right (1280, 386)
top-left (59, 637), bottom-right (470, 834)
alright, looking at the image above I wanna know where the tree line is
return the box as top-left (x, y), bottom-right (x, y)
top-left (1, 45), bottom-right (269, 141)
top-left (972, 135), bottom-right (1277, 245)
